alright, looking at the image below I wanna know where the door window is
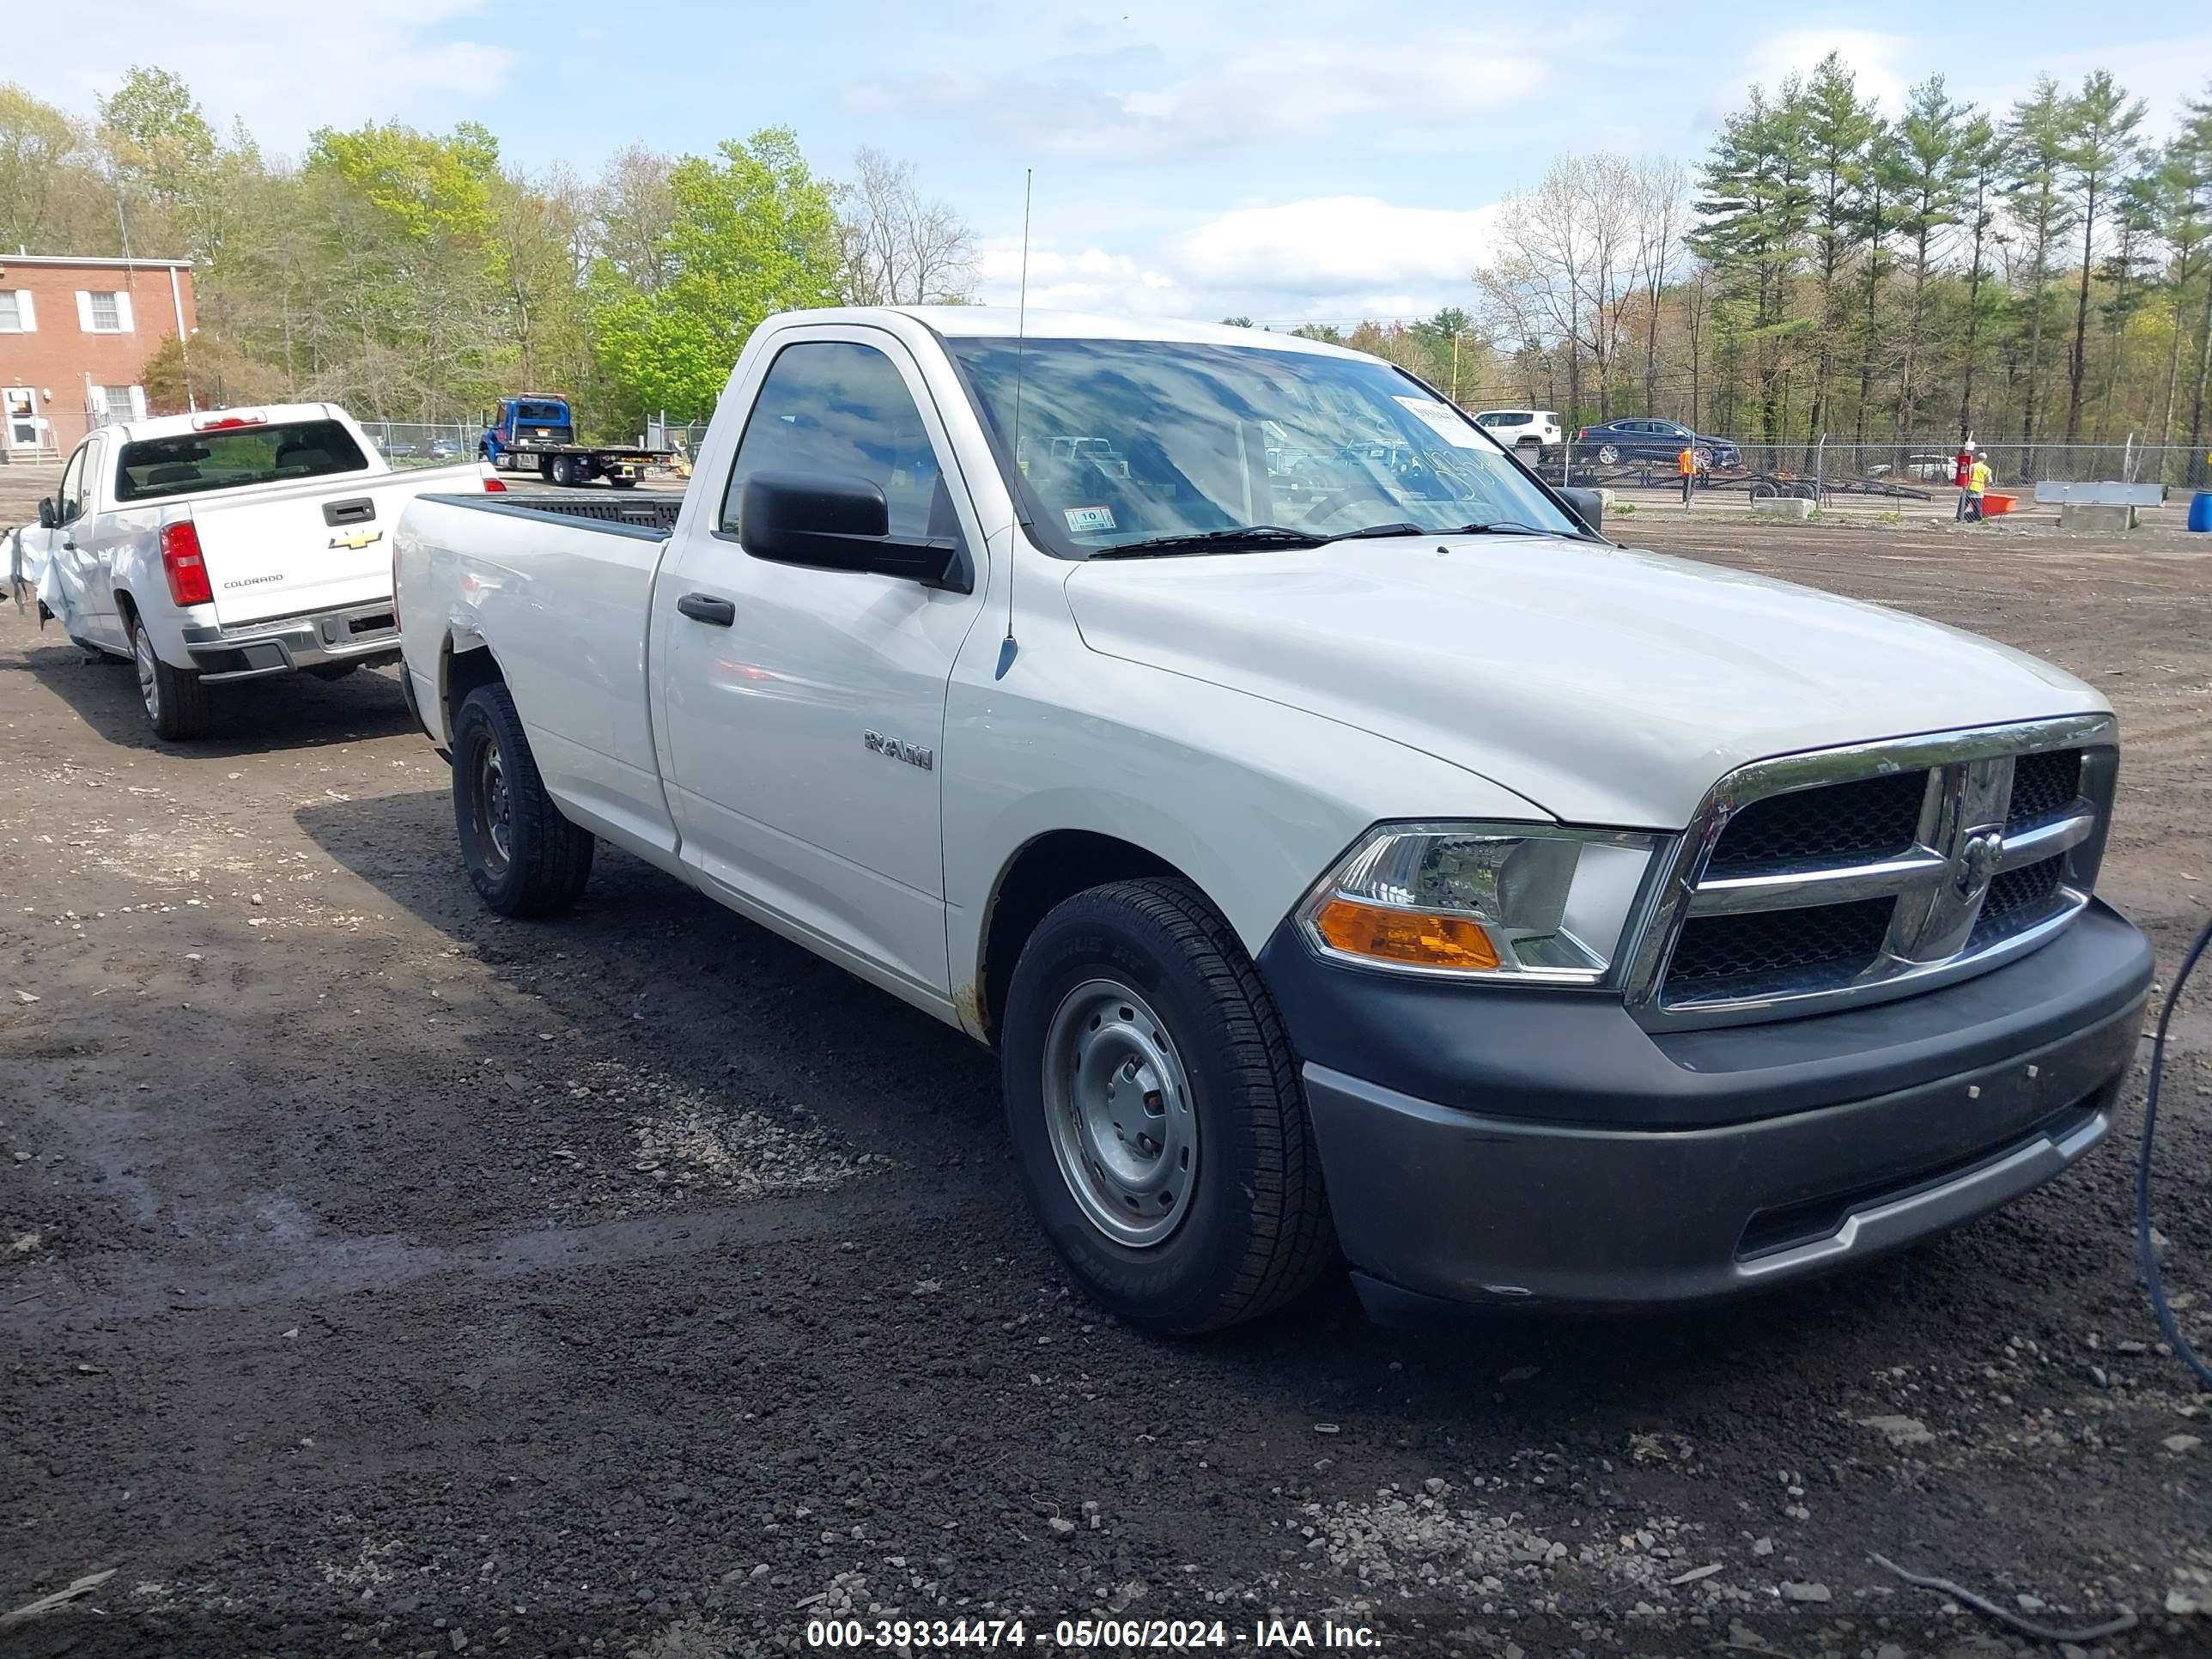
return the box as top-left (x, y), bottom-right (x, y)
top-left (56, 444), bottom-right (89, 522)
top-left (719, 340), bottom-right (947, 543)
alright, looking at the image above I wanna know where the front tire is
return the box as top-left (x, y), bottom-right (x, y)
top-left (1000, 878), bottom-right (1334, 1334)
top-left (451, 683), bottom-right (593, 916)
top-left (132, 613), bottom-right (212, 740)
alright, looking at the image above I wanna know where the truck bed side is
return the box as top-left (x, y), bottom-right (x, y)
top-left (395, 493), bottom-right (682, 866)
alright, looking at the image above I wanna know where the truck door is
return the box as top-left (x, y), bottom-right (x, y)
top-left (653, 328), bottom-right (988, 999)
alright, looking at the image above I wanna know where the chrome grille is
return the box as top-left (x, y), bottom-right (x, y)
top-left (1623, 716), bottom-right (2117, 1027)
top-left (1706, 771), bottom-right (1924, 872)
top-left (1668, 897), bottom-right (1895, 987)
top-left (2006, 750), bottom-right (2084, 830)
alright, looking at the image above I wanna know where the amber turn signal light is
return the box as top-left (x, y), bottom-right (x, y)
top-left (1311, 897), bottom-right (1502, 970)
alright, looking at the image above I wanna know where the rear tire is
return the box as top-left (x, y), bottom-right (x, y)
top-left (550, 455), bottom-right (579, 488)
top-left (1000, 878), bottom-right (1334, 1334)
top-left (1596, 443), bottom-right (1621, 465)
top-left (610, 476), bottom-right (637, 489)
top-left (132, 613), bottom-right (212, 741)
top-left (451, 683), bottom-right (593, 917)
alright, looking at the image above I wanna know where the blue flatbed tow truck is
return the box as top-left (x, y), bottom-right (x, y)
top-left (478, 394), bottom-right (670, 489)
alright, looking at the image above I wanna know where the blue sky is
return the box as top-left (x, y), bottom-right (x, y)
top-left (18, 2), bottom-right (2212, 324)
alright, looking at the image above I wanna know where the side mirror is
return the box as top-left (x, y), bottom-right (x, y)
top-left (37, 497), bottom-right (57, 530)
top-left (739, 471), bottom-right (965, 590)
top-left (1559, 487), bottom-right (1605, 537)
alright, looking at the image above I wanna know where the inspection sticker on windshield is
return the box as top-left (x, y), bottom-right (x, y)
top-left (1394, 396), bottom-right (1484, 448)
top-left (1064, 504), bottom-right (1116, 533)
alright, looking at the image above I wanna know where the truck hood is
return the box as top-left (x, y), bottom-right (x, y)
top-left (1061, 533), bottom-right (2104, 828)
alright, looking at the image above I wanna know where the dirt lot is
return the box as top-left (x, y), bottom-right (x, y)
top-left (3, 513), bottom-right (2209, 1659)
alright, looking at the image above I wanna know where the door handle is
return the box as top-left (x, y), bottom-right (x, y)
top-left (677, 592), bottom-right (735, 627)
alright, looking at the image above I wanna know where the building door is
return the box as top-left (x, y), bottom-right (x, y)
top-left (3, 387), bottom-right (39, 453)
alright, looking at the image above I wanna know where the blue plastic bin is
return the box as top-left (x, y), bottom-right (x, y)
top-left (2190, 491), bottom-right (2212, 532)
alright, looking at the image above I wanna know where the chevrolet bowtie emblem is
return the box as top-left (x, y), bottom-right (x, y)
top-left (328, 527), bottom-right (384, 550)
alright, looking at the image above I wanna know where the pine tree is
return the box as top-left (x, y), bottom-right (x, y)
top-left (2059, 71), bottom-right (2147, 440)
top-left (1893, 77), bottom-right (1970, 440)
top-left (2003, 79), bottom-right (2078, 445)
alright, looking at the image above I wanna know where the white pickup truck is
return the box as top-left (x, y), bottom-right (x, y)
top-left (11, 402), bottom-right (500, 738)
top-left (394, 308), bottom-right (2151, 1333)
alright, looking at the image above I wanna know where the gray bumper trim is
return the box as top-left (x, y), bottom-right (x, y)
top-left (1304, 992), bottom-right (2141, 1309)
top-left (181, 604), bottom-right (401, 682)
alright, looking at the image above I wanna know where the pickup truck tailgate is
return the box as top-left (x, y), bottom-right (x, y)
top-left (196, 465), bottom-right (488, 626)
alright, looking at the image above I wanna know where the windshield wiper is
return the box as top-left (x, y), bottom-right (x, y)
top-left (1336, 520), bottom-right (1585, 543)
top-left (1426, 520), bottom-right (1568, 538)
top-left (1088, 525), bottom-right (1329, 558)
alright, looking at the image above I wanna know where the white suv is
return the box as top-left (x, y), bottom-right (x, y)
top-left (1473, 408), bottom-right (1562, 460)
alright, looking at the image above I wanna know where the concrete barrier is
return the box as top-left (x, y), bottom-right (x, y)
top-left (2058, 501), bottom-right (2132, 532)
top-left (1751, 496), bottom-right (1815, 520)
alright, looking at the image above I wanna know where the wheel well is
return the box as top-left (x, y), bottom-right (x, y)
top-left (114, 589), bottom-right (139, 629)
top-left (977, 830), bottom-right (1188, 1043)
top-left (444, 641), bottom-right (505, 727)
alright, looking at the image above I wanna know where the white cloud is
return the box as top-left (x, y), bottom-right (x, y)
top-left (971, 196), bottom-right (1503, 325)
top-left (851, 32), bottom-right (1549, 161)
top-left (1738, 27), bottom-right (1914, 111)
top-left (12, 0), bottom-right (512, 148)
top-left (1174, 198), bottom-right (1504, 301)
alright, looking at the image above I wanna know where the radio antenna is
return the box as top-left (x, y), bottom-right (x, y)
top-left (996, 168), bottom-right (1032, 679)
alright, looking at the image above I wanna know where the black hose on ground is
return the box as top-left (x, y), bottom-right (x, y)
top-left (2138, 911), bottom-right (2212, 1389)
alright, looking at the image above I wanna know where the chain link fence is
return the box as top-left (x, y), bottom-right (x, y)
top-left (1700, 441), bottom-right (2212, 493)
top-left (1550, 436), bottom-right (2212, 502)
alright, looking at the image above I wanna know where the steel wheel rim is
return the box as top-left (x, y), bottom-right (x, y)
top-left (474, 737), bottom-right (512, 874)
top-left (1042, 978), bottom-right (1198, 1249)
top-left (134, 628), bottom-right (159, 719)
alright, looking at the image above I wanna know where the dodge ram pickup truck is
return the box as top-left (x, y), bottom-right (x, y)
top-left (394, 308), bottom-right (2152, 1333)
top-left (14, 402), bottom-right (501, 739)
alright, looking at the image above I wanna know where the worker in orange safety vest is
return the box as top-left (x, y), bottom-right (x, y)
top-left (1678, 443), bottom-right (1700, 506)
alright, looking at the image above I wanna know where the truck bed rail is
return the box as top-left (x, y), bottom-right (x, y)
top-left (420, 491), bottom-right (682, 536)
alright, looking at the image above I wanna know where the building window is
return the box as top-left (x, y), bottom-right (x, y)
top-left (78, 290), bottom-right (133, 332)
top-left (0, 290), bottom-right (29, 331)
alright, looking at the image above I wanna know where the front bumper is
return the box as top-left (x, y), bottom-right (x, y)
top-left (1266, 902), bottom-right (2151, 1313)
top-left (179, 600), bottom-right (402, 683)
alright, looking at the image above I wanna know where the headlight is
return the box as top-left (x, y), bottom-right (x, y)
top-left (1297, 822), bottom-right (1659, 983)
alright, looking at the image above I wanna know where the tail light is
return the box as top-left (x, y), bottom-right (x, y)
top-left (1577, 428), bottom-right (1589, 441)
top-left (483, 476), bottom-right (507, 492)
top-left (160, 521), bottom-right (213, 607)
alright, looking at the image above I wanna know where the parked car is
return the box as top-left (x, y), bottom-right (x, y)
top-left (1867, 453), bottom-right (1957, 482)
top-left (1473, 408), bottom-right (1562, 459)
top-left (14, 402), bottom-right (502, 738)
top-left (394, 307), bottom-right (2148, 1334)
top-left (1575, 418), bottom-right (1742, 471)
top-left (429, 436), bottom-right (462, 459)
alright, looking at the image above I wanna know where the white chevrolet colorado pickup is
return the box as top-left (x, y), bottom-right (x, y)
top-left (394, 309), bottom-right (2151, 1332)
top-left (12, 402), bottom-right (500, 738)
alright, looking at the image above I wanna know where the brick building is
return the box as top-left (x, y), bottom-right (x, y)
top-left (0, 252), bottom-right (197, 464)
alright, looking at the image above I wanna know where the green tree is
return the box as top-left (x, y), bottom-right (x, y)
top-left (1851, 122), bottom-right (1905, 442)
top-left (2003, 78), bottom-right (2078, 443)
top-left (1693, 78), bottom-right (1814, 443)
top-left (2058, 70), bottom-right (2147, 439)
top-left (1891, 76), bottom-right (1970, 438)
top-left (1954, 112), bottom-right (2004, 438)
top-left (1799, 54), bottom-right (1878, 449)
top-left (589, 128), bottom-right (842, 424)
top-left (0, 83), bottom-right (89, 251)
top-left (100, 67), bottom-right (215, 201)
top-left (2146, 143), bottom-right (2210, 441)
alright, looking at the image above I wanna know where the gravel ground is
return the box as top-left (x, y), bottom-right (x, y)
top-left (3, 513), bottom-right (2208, 1659)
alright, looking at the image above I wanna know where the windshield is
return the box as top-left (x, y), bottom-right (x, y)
top-left (944, 337), bottom-right (1588, 556)
top-left (113, 419), bottom-right (370, 502)
top-left (514, 401), bottom-right (568, 425)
